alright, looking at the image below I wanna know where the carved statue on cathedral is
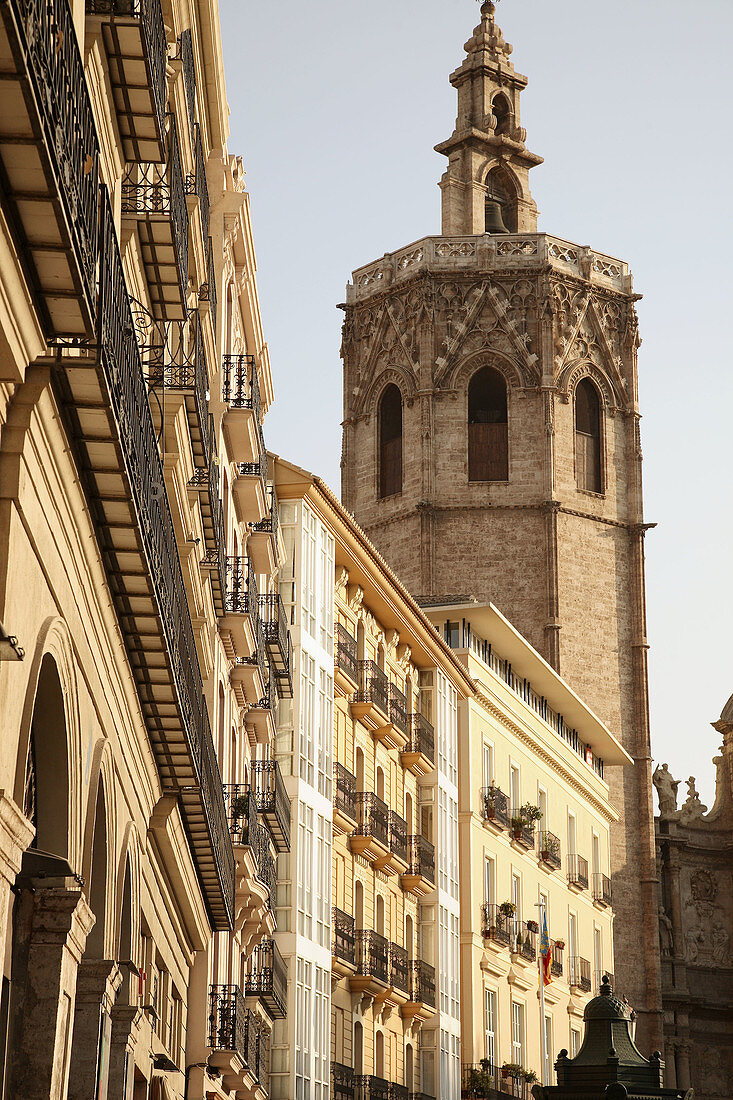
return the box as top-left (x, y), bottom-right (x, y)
top-left (652, 763), bottom-right (679, 818)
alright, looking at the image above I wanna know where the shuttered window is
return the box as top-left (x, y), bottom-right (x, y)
top-left (379, 384), bottom-right (403, 497)
top-left (575, 379), bottom-right (602, 493)
top-left (468, 367), bottom-right (508, 481)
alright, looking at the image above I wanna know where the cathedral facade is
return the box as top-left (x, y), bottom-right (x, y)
top-left (341, 1), bottom-right (662, 1050)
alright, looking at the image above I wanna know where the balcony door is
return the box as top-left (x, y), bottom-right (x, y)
top-left (484, 989), bottom-right (497, 1067)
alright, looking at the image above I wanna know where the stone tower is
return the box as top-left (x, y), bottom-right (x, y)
top-left (341, 2), bottom-right (663, 1048)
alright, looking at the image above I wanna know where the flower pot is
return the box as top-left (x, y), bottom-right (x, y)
top-left (526, 920), bottom-right (539, 934)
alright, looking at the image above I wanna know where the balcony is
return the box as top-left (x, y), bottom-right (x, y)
top-left (221, 556), bottom-right (260, 659)
top-left (224, 785), bottom-right (258, 847)
top-left (245, 937), bottom-right (287, 1019)
top-left (252, 760), bottom-right (290, 853)
top-left (592, 872), bottom-right (612, 907)
top-left (351, 792), bottom-right (390, 863)
top-left (52, 192), bottom-right (232, 926)
top-left (332, 907), bottom-right (357, 978)
top-left (480, 904), bottom-right (513, 950)
top-left (401, 959), bottom-right (436, 1022)
top-left (567, 854), bottom-right (589, 891)
top-left (386, 683), bottom-right (410, 750)
top-left (355, 1078), bottom-right (390, 1100)
top-left (121, 119), bottom-right (189, 320)
top-left (351, 930), bottom-right (390, 997)
top-left (186, 121), bottom-right (210, 246)
top-left (254, 822), bottom-right (277, 914)
top-left (390, 1087), bottom-right (409, 1100)
top-left (336, 623), bottom-right (359, 691)
top-left (511, 921), bottom-right (537, 964)
top-left (538, 830), bottom-right (561, 871)
top-left (373, 810), bottom-right (408, 876)
top-left (177, 28), bottom-right (196, 128)
top-left (389, 942), bottom-right (410, 998)
top-left (223, 786), bottom-right (274, 949)
top-left (551, 942), bottom-right (564, 978)
top-left (189, 436), bottom-right (225, 615)
top-left (198, 232), bottom-right (217, 334)
top-left (86, 0), bottom-right (166, 163)
top-left (480, 787), bottom-right (510, 831)
top-left (400, 713), bottom-right (435, 776)
top-left (250, 486), bottom-right (280, 576)
top-left (569, 956), bottom-right (592, 993)
top-left (509, 810), bottom-right (535, 851)
top-left (461, 1063), bottom-right (501, 1099)
top-left (351, 660), bottom-right (391, 732)
top-left (241, 663), bottom-right (278, 746)
top-left (333, 1063), bottom-right (355, 1100)
top-left (222, 354), bottom-right (265, 465)
top-left (260, 592), bottom-right (293, 699)
top-left (209, 984), bottom-right (247, 1062)
top-left (334, 763), bottom-right (358, 835)
top-left (0, 0), bottom-right (99, 340)
top-left (234, 453), bottom-right (268, 526)
top-left (401, 835), bottom-right (435, 898)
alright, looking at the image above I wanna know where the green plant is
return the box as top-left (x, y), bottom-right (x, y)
top-left (466, 1067), bottom-right (493, 1096)
top-left (511, 816), bottom-right (525, 830)
top-left (499, 900), bottom-right (516, 917)
top-left (501, 1062), bottom-right (522, 1079)
top-left (541, 834), bottom-right (560, 857)
top-left (231, 793), bottom-right (251, 820)
top-left (523, 1069), bottom-right (538, 1084)
top-left (520, 802), bottom-right (543, 824)
top-left (554, 938), bottom-right (565, 950)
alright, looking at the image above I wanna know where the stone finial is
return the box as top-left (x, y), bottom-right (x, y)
top-left (468, 0), bottom-right (513, 61)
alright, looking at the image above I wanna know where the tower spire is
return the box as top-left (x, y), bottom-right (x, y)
top-left (436, 1), bottom-right (543, 235)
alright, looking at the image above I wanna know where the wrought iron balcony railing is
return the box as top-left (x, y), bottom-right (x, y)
top-left (389, 811), bottom-right (408, 864)
top-left (355, 1076), bottom-right (390, 1100)
top-left (3, 0), bottom-right (100, 338)
top-left (480, 786), bottom-right (510, 828)
top-left (244, 1005), bottom-right (265, 1083)
top-left (569, 955), bottom-right (592, 992)
top-left (199, 233), bottom-right (217, 333)
top-left (390, 1086), bottom-right (408, 1100)
top-left (260, 592), bottom-right (290, 680)
top-left (512, 921), bottom-right (537, 962)
top-left (406, 713), bottom-right (434, 765)
top-left (177, 27), bottom-right (196, 129)
top-left (87, 0), bottom-right (166, 163)
top-left (252, 759), bottom-right (291, 853)
top-left (480, 903), bottom-right (513, 947)
top-left (334, 762), bottom-right (357, 823)
top-left (567, 854), bottom-right (589, 890)
top-left (538, 830), bottom-right (562, 869)
top-left (336, 623), bottom-right (359, 684)
top-left (461, 1063), bottom-right (501, 1099)
top-left (222, 354), bottom-right (264, 456)
top-left (333, 1062), bottom-right (355, 1100)
top-left (208, 984), bottom-right (246, 1060)
top-left (409, 1094), bottom-right (436, 1100)
top-left (222, 784), bottom-right (258, 848)
top-left (354, 660), bottom-right (390, 718)
top-left (355, 930), bottom-right (389, 985)
top-left (246, 937), bottom-right (287, 1019)
top-left (390, 942), bottom-right (409, 994)
top-left (97, 192), bottom-right (232, 926)
top-left (592, 872), bottom-right (612, 906)
top-left (186, 121), bottom-right (210, 244)
top-left (389, 683), bottom-right (408, 736)
top-left (225, 556), bottom-right (258, 616)
top-left (333, 907), bottom-right (356, 967)
top-left (354, 792), bottom-right (390, 849)
top-left (251, 484), bottom-right (279, 540)
top-left (551, 942), bottom-right (564, 978)
top-left (236, 452), bottom-right (268, 482)
top-left (509, 809), bottom-right (536, 849)
top-left (406, 835), bottom-right (435, 884)
top-left (254, 822), bottom-right (276, 912)
top-left (409, 959), bottom-right (436, 1008)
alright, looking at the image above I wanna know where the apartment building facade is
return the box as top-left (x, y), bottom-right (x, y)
top-left (419, 601), bottom-right (630, 1095)
top-left (268, 458), bottom-right (474, 1100)
top-left (0, 0), bottom-right (289, 1097)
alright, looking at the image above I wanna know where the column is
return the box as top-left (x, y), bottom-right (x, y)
top-left (5, 885), bottom-right (94, 1100)
top-left (67, 959), bottom-right (122, 1100)
top-left (107, 1005), bottom-right (143, 1100)
top-left (0, 791), bottom-right (35, 967)
top-left (676, 1041), bottom-right (691, 1091)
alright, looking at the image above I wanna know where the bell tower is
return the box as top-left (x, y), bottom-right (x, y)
top-left (340, 1), bottom-right (663, 1050)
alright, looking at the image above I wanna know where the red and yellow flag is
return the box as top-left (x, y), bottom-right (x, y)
top-left (540, 912), bottom-right (552, 986)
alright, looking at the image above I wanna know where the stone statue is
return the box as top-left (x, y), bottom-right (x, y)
top-left (712, 923), bottom-right (730, 966)
top-left (679, 776), bottom-right (707, 824)
top-left (658, 905), bottom-right (675, 957)
top-left (653, 763), bottom-right (679, 817)
top-left (685, 926), bottom-right (701, 963)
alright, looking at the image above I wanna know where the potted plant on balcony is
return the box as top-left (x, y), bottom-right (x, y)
top-left (540, 832), bottom-right (560, 863)
top-left (498, 900), bottom-right (516, 918)
top-left (554, 938), bottom-right (565, 950)
top-left (523, 1069), bottom-right (538, 1085)
top-left (526, 919), bottom-right (539, 934)
top-left (231, 792), bottom-right (250, 822)
top-left (501, 1063), bottom-right (522, 1081)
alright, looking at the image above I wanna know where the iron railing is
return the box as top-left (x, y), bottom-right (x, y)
top-left (390, 943), bottom-right (409, 993)
top-left (389, 683), bottom-right (408, 735)
top-left (551, 943), bottom-right (564, 978)
top-left (569, 956), bottom-right (592, 992)
top-left (222, 354), bottom-right (264, 454)
top-left (334, 763), bottom-right (357, 823)
top-left (251, 484), bottom-right (279, 540)
top-left (236, 452), bottom-right (268, 482)
top-left (409, 959), bottom-right (436, 1008)
top-left (409, 1094), bottom-right (436, 1100)
top-left (390, 811), bottom-right (408, 864)
top-left (333, 907), bottom-right (356, 967)
top-left (225, 556), bottom-right (258, 616)
top-left (260, 592), bottom-right (289, 668)
top-left (186, 121), bottom-right (210, 244)
top-left (406, 835), bottom-right (435, 884)
top-left (461, 1063), bottom-right (501, 1099)
top-left (480, 787), bottom-right (510, 828)
top-left (333, 1063), bottom-right (355, 1100)
top-left (208, 985), bottom-right (246, 1060)
top-left (390, 1086), bottom-right (408, 1100)
top-left (567, 854), bottom-right (589, 890)
top-left (355, 1077), bottom-right (390, 1100)
top-left (199, 234), bottom-right (217, 333)
top-left (355, 661), bottom-right (390, 718)
top-left (480, 904), bottom-right (513, 947)
top-left (97, 193), bottom-right (233, 924)
top-left (355, 930), bottom-right (389, 985)
top-left (13, 0), bottom-right (100, 326)
top-left (252, 759), bottom-right (291, 853)
top-left (246, 938), bottom-right (287, 1019)
top-left (121, 117), bottom-right (189, 303)
top-left (254, 822), bottom-right (276, 912)
top-left (222, 784), bottom-right (258, 848)
top-left (512, 921), bottom-right (537, 962)
top-left (509, 809), bottom-right (535, 849)
top-left (592, 872), bottom-right (612, 906)
top-left (336, 624), bottom-right (358, 684)
top-left (538, 830), bottom-right (562, 869)
top-left (354, 792), bottom-right (390, 848)
top-left (406, 713), bottom-right (435, 765)
top-left (177, 28), bottom-right (196, 128)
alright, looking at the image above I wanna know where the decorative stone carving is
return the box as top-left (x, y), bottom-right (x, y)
top-left (679, 778), bottom-right (707, 824)
top-left (335, 566), bottom-right (349, 594)
top-left (658, 906), bottom-right (674, 957)
top-left (653, 764), bottom-right (680, 818)
top-left (347, 585), bottom-right (364, 613)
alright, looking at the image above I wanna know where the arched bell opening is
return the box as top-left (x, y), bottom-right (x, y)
top-left (484, 165), bottom-right (518, 234)
top-left (491, 93), bottom-right (512, 136)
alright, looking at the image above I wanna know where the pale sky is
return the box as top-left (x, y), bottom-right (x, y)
top-left (219, 0), bottom-right (733, 807)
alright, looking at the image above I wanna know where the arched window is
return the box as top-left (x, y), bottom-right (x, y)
top-left (468, 367), bottom-right (508, 482)
top-left (354, 1022), bottom-right (364, 1074)
top-left (375, 1030), bottom-right (385, 1078)
top-left (485, 165), bottom-right (518, 233)
top-left (376, 894), bottom-right (385, 938)
top-left (492, 94), bottom-right (511, 136)
top-left (355, 880), bottom-right (364, 929)
top-left (379, 384), bottom-right (402, 498)
top-left (575, 379), bottom-right (602, 493)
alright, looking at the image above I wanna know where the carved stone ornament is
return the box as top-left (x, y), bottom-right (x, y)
top-left (347, 584), bottom-right (364, 613)
top-left (335, 566), bottom-right (349, 594)
top-left (679, 777), bottom-right (707, 824)
top-left (385, 629), bottom-right (400, 656)
top-left (652, 763), bottom-right (680, 818)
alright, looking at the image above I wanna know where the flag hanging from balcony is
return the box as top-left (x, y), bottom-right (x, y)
top-left (540, 912), bottom-right (552, 986)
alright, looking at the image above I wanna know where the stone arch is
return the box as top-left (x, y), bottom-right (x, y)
top-left (84, 775), bottom-right (109, 959)
top-left (482, 162), bottom-right (521, 233)
top-left (557, 359), bottom-right (621, 413)
top-left (449, 350), bottom-right (525, 396)
top-left (490, 92), bottom-right (513, 136)
top-left (359, 366), bottom-right (416, 421)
